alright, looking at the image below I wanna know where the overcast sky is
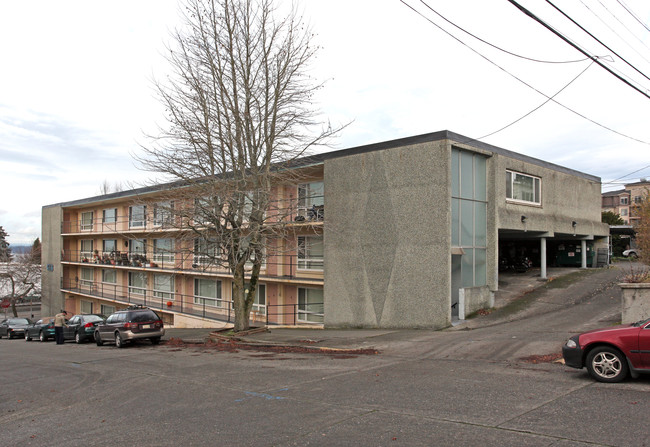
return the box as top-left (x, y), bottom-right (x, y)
top-left (1, 0), bottom-right (649, 245)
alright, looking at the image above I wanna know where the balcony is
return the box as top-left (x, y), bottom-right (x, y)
top-left (60, 278), bottom-right (323, 325)
top-left (61, 250), bottom-right (323, 283)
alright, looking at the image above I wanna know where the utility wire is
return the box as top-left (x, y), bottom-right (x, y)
top-left (546, 0), bottom-right (650, 83)
top-left (398, 0), bottom-right (650, 145)
top-left (417, 0), bottom-right (590, 64)
top-left (602, 164), bottom-right (650, 185)
top-left (616, 0), bottom-right (650, 33)
top-left (506, 0), bottom-right (650, 100)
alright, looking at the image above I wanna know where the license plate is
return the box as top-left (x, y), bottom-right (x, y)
top-left (142, 324), bottom-right (151, 329)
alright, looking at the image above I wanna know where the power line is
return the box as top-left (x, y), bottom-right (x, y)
top-left (616, 0), bottom-right (650, 33)
top-left (602, 164), bottom-right (650, 185)
top-left (398, 0), bottom-right (650, 145)
top-left (546, 0), bottom-right (650, 83)
top-left (506, 0), bottom-right (650, 100)
top-left (417, 0), bottom-right (591, 64)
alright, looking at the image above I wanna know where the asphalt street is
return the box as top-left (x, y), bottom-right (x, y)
top-left (1, 264), bottom-right (648, 446)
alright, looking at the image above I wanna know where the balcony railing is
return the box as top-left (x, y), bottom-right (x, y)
top-left (61, 250), bottom-right (324, 281)
top-left (61, 278), bottom-right (323, 326)
top-left (61, 197), bottom-right (325, 235)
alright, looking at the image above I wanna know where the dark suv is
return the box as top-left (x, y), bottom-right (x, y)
top-left (95, 305), bottom-right (165, 348)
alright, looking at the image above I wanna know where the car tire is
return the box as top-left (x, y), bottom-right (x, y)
top-left (115, 332), bottom-right (124, 348)
top-left (151, 337), bottom-right (161, 345)
top-left (586, 346), bottom-right (629, 383)
top-left (25, 332), bottom-right (31, 341)
top-left (39, 331), bottom-right (46, 342)
top-left (95, 332), bottom-right (103, 346)
top-left (8, 332), bottom-right (13, 339)
top-left (75, 332), bottom-right (82, 344)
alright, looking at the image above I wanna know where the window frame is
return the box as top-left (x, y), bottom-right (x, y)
top-left (102, 208), bottom-right (117, 224)
top-left (506, 170), bottom-right (541, 206)
top-left (297, 236), bottom-right (324, 271)
top-left (298, 287), bottom-right (324, 323)
top-left (194, 278), bottom-right (223, 308)
top-left (80, 211), bottom-right (94, 231)
top-left (129, 205), bottom-right (146, 228)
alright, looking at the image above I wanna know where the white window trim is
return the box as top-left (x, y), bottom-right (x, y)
top-left (194, 278), bottom-right (223, 308)
top-left (506, 170), bottom-right (541, 206)
top-left (297, 236), bottom-right (324, 271)
top-left (81, 211), bottom-right (94, 231)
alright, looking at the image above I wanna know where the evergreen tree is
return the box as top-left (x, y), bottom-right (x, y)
top-left (0, 226), bottom-right (12, 262)
top-left (32, 238), bottom-right (41, 264)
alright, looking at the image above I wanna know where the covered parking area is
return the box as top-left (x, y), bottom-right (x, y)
top-left (498, 229), bottom-right (601, 280)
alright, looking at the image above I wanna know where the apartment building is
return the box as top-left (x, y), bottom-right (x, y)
top-left (602, 189), bottom-right (631, 224)
top-left (42, 131), bottom-right (609, 329)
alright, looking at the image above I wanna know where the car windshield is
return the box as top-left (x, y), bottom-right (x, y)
top-left (633, 318), bottom-right (650, 327)
top-left (84, 315), bottom-right (104, 323)
top-left (9, 318), bottom-right (31, 325)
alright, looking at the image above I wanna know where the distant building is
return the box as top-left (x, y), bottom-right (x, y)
top-left (601, 179), bottom-right (650, 225)
top-left (42, 131), bottom-right (609, 329)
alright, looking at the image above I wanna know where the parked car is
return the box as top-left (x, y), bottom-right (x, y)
top-left (95, 305), bottom-right (164, 348)
top-left (25, 317), bottom-right (57, 342)
top-left (0, 317), bottom-right (35, 339)
top-left (63, 314), bottom-right (106, 343)
top-left (563, 317), bottom-right (650, 382)
top-left (622, 248), bottom-right (639, 258)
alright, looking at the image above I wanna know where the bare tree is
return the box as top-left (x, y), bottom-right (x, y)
top-left (138, 0), bottom-right (339, 331)
top-left (0, 249), bottom-right (41, 317)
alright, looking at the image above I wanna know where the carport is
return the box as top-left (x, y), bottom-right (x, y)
top-left (499, 229), bottom-right (594, 279)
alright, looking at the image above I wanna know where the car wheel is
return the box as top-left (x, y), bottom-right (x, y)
top-left (75, 332), bottom-right (82, 344)
top-left (115, 332), bottom-right (124, 348)
top-left (586, 346), bottom-right (629, 383)
top-left (151, 337), bottom-right (161, 345)
top-left (95, 332), bottom-right (103, 346)
top-left (39, 331), bottom-right (46, 342)
top-left (25, 332), bottom-right (31, 341)
top-left (8, 331), bottom-right (13, 339)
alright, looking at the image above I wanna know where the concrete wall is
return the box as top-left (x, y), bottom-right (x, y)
top-left (41, 206), bottom-right (64, 316)
top-left (324, 140), bottom-right (452, 329)
top-left (459, 286), bottom-right (494, 320)
top-left (493, 154), bottom-right (609, 238)
top-left (620, 284), bottom-right (650, 324)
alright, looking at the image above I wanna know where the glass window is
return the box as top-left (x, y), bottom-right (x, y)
top-left (153, 202), bottom-right (173, 227)
top-left (506, 170), bottom-right (541, 205)
top-left (80, 300), bottom-right (93, 314)
top-left (128, 271), bottom-right (147, 296)
top-left (298, 236), bottom-right (323, 270)
top-left (81, 211), bottom-right (93, 231)
top-left (298, 288), bottom-right (324, 323)
top-left (80, 240), bottom-right (93, 261)
top-left (620, 197), bottom-right (628, 205)
top-left (460, 151), bottom-right (474, 199)
top-left (194, 278), bottom-right (223, 307)
top-left (232, 282), bottom-right (266, 314)
top-left (129, 239), bottom-right (146, 255)
top-left (621, 209), bottom-right (628, 216)
top-left (101, 304), bottom-right (116, 316)
top-left (194, 238), bottom-right (220, 266)
top-left (129, 205), bottom-right (146, 228)
top-left (298, 181), bottom-right (324, 220)
top-left (153, 274), bottom-right (174, 301)
top-left (102, 269), bottom-right (116, 284)
top-left (103, 239), bottom-right (117, 254)
top-left (103, 208), bottom-right (117, 223)
top-left (80, 267), bottom-right (93, 287)
top-left (153, 239), bottom-right (174, 264)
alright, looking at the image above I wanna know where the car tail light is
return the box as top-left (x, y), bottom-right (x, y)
top-left (124, 322), bottom-right (135, 329)
top-left (154, 320), bottom-right (163, 328)
top-left (84, 322), bottom-right (94, 328)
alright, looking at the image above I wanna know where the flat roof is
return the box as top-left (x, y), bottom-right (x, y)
top-left (45, 130), bottom-right (602, 209)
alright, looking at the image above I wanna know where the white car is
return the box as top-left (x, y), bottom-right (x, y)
top-left (622, 248), bottom-right (639, 258)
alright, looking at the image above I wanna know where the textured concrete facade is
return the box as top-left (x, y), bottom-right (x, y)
top-left (41, 205), bottom-right (64, 316)
top-left (324, 140), bottom-right (452, 329)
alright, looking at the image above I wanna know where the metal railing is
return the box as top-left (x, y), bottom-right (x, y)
top-left (61, 278), bottom-right (324, 326)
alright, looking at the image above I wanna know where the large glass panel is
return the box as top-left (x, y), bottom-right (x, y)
top-left (153, 202), bottom-right (173, 227)
top-left (474, 156), bottom-right (487, 201)
top-left (80, 267), bottom-right (93, 288)
top-left (451, 198), bottom-right (459, 246)
top-left (194, 278), bottom-right (222, 307)
top-left (506, 171), bottom-right (512, 199)
top-left (194, 238), bottom-right (219, 266)
top-left (475, 248), bottom-right (487, 286)
top-left (298, 288), bottom-right (324, 323)
top-left (103, 239), bottom-right (117, 253)
top-left (474, 202), bottom-right (487, 247)
top-left (298, 236), bottom-right (324, 270)
top-left (460, 200), bottom-right (474, 247)
top-left (460, 151), bottom-right (474, 199)
top-left (128, 271), bottom-right (147, 295)
top-left (103, 208), bottom-right (117, 223)
top-left (461, 248), bottom-right (474, 287)
top-left (153, 274), bottom-right (174, 301)
top-left (80, 240), bottom-right (93, 261)
top-left (81, 211), bottom-right (93, 231)
top-left (298, 181), bottom-right (324, 220)
top-left (153, 239), bottom-right (174, 264)
top-left (102, 269), bottom-right (116, 284)
top-left (129, 205), bottom-right (146, 228)
top-left (513, 173), bottom-right (534, 202)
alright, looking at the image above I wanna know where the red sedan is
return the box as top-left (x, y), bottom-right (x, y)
top-left (563, 317), bottom-right (650, 382)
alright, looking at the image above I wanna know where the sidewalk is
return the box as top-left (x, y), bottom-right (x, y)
top-left (163, 264), bottom-right (628, 350)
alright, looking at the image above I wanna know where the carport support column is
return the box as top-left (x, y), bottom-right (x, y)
top-left (581, 240), bottom-right (587, 269)
top-left (540, 237), bottom-right (547, 280)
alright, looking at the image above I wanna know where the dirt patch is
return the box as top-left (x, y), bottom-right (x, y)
top-left (163, 337), bottom-right (379, 356)
top-left (519, 353), bottom-right (563, 364)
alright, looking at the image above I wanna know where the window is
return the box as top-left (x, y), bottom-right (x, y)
top-left (153, 274), bottom-right (174, 301)
top-left (194, 197), bottom-right (217, 225)
top-left (103, 208), bottom-right (117, 223)
top-left (194, 278), bottom-right (223, 308)
top-left (298, 288), bottom-right (324, 323)
top-left (128, 271), bottom-right (147, 296)
top-left (153, 239), bottom-right (174, 264)
top-left (103, 239), bottom-right (117, 254)
top-left (298, 181), bottom-right (324, 220)
top-left (81, 300), bottom-right (93, 314)
top-left (129, 205), bottom-right (146, 228)
top-left (80, 240), bottom-right (93, 261)
top-left (232, 282), bottom-right (266, 314)
top-left (298, 236), bottom-right (323, 270)
top-left (80, 267), bottom-right (93, 287)
top-left (194, 238), bottom-right (219, 266)
top-left (620, 197), bottom-right (629, 205)
top-left (635, 196), bottom-right (643, 204)
top-left (621, 209), bottom-right (628, 216)
top-left (506, 170), bottom-right (541, 205)
top-left (153, 202), bottom-right (173, 227)
top-left (101, 304), bottom-right (116, 316)
top-left (102, 269), bottom-right (116, 284)
top-left (81, 211), bottom-right (93, 231)
top-left (129, 239), bottom-right (146, 256)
